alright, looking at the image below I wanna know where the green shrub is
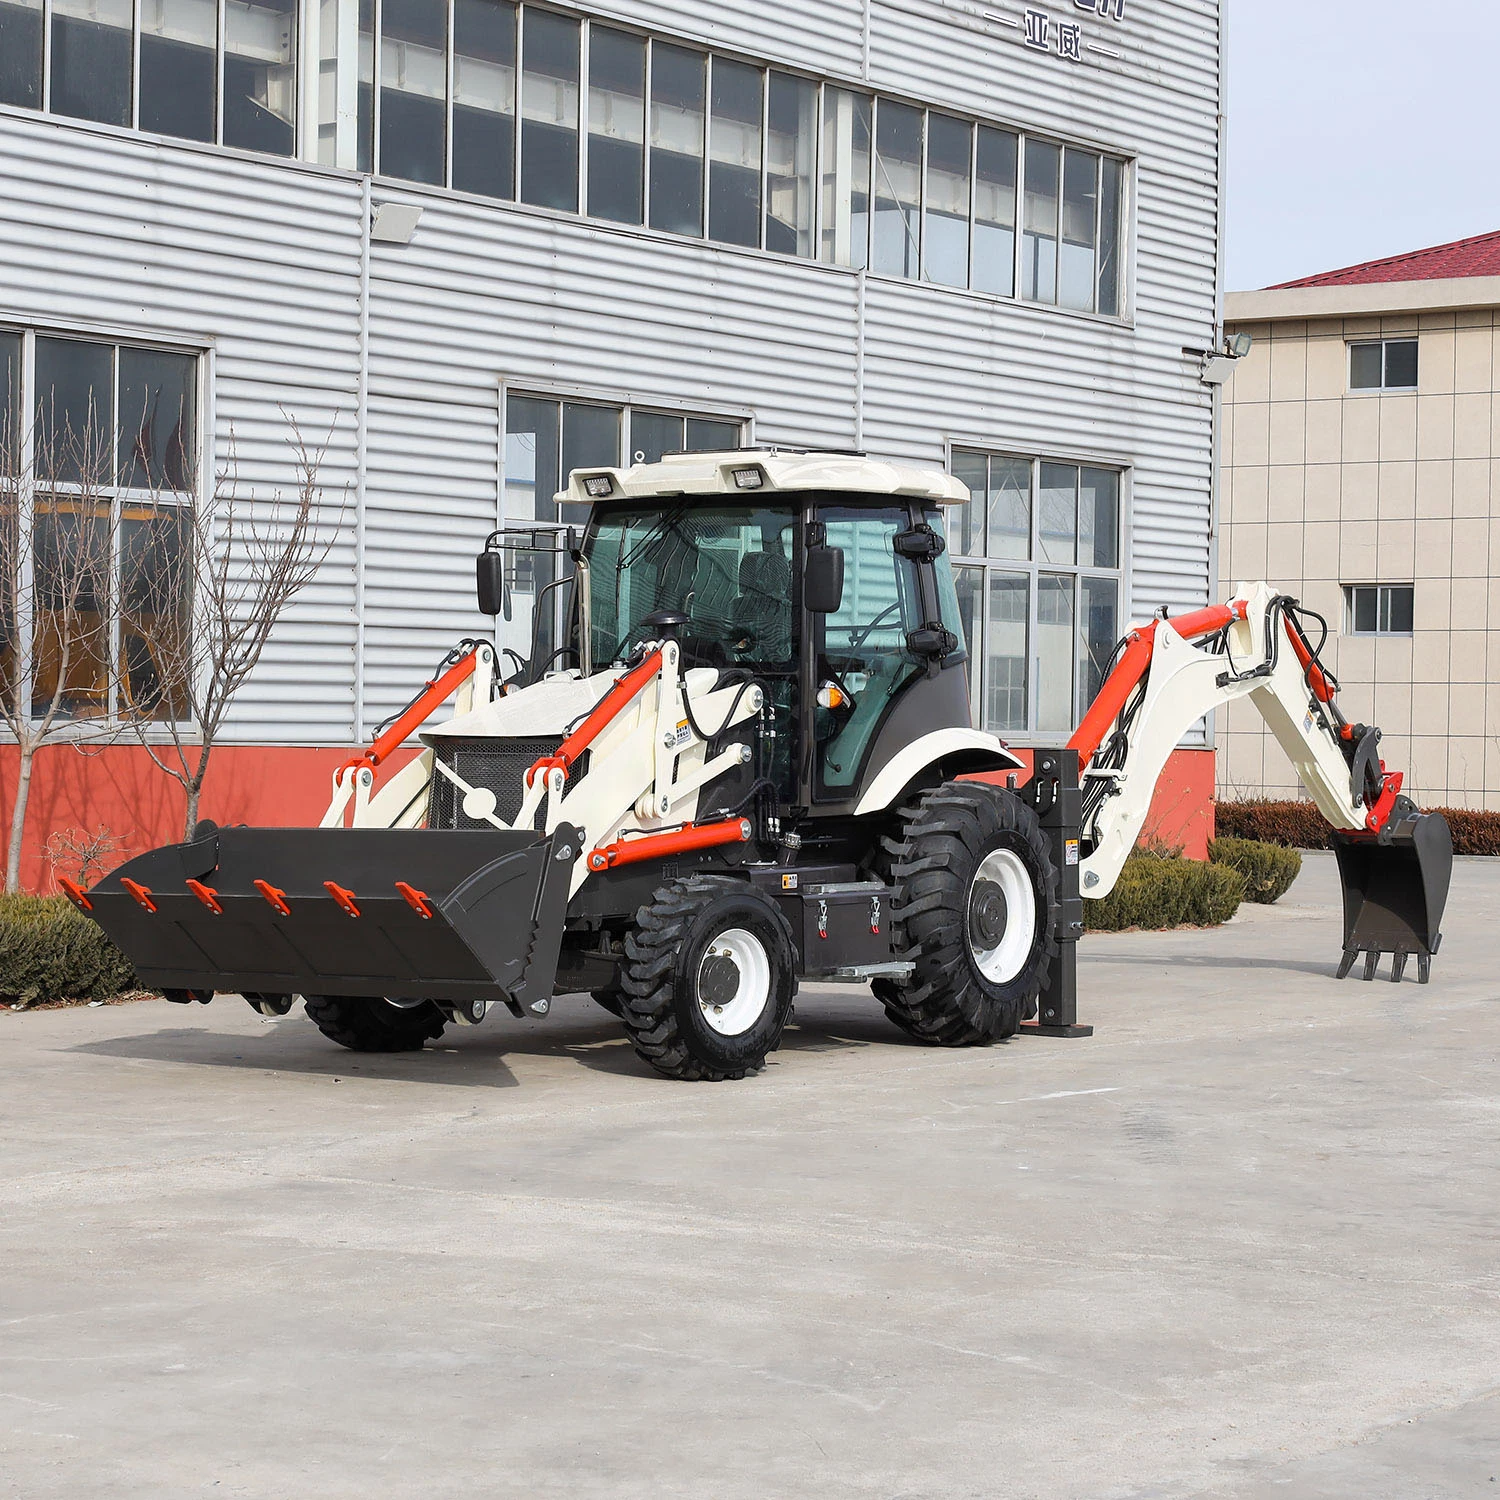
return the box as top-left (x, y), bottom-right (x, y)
top-left (0, 895), bottom-right (138, 1008)
top-left (1215, 798), bottom-right (1500, 856)
top-left (1208, 836), bottom-right (1302, 904)
top-left (1084, 854), bottom-right (1245, 933)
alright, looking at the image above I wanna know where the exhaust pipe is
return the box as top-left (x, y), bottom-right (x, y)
top-left (1331, 807), bottom-right (1452, 983)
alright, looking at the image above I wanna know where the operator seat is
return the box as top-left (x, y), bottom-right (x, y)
top-left (731, 550), bottom-right (792, 662)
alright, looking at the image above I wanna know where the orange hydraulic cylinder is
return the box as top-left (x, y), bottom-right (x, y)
top-left (587, 817), bottom-right (754, 872)
top-left (529, 648), bottom-right (665, 785)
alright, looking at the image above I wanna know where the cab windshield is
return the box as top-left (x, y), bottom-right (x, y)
top-left (584, 502), bottom-right (798, 669)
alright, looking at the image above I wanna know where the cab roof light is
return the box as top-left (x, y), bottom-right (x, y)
top-left (583, 474), bottom-right (614, 498)
top-left (731, 465), bottom-right (766, 491)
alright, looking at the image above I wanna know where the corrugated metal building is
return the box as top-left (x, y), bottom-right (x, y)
top-left (0, 0), bottom-right (1225, 874)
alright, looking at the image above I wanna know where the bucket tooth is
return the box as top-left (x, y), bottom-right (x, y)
top-left (1389, 951), bottom-right (1408, 984)
top-left (1417, 953), bottom-right (1431, 985)
top-left (1336, 948), bottom-right (1358, 980)
top-left (1362, 950), bottom-right (1379, 982)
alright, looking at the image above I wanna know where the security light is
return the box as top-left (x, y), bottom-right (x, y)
top-left (583, 474), bottom-right (614, 498)
top-left (731, 466), bottom-right (766, 490)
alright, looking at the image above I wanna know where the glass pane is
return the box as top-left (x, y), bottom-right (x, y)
top-left (685, 417), bottom-right (740, 451)
top-left (765, 72), bottom-right (815, 257)
top-left (225, 0), bottom-right (298, 154)
top-left (1059, 149), bottom-right (1099, 311)
top-left (587, 27), bottom-right (644, 224)
top-left (1349, 344), bottom-right (1382, 390)
top-left (1384, 339), bottom-right (1418, 389)
top-left (357, 0), bottom-right (374, 172)
top-left (119, 504), bottom-right (191, 719)
top-left (1022, 138), bottom-right (1060, 304)
top-left (505, 395), bottom-right (559, 523)
top-left (138, 0), bottom-right (217, 142)
top-left (707, 58), bottom-right (762, 248)
top-left (380, 0), bottom-right (447, 184)
top-left (987, 572), bottom-right (1028, 733)
top-left (35, 337), bottom-right (113, 486)
top-left (1079, 575), bottom-right (1117, 712)
top-left (819, 89), bottom-right (871, 270)
top-left (1078, 466), bottom-right (1118, 569)
top-left (1097, 156), bottom-right (1123, 316)
top-left (520, 9), bottom-right (579, 211)
top-left (1037, 461), bottom-right (1077, 565)
top-left (1388, 585), bottom-right (1414, 634)
top-left (1351, 587), bottom-right (1377, 633)
top-left (0, 0), bottom-right (43, 109)
top-left (923, 113), bottom-right (970, 288)
top-left (949, 449), bottom-right (987, 557)
top-left (648, 42), bottom-right (705, 237)
top-left (561, 401), bottom-right (620, 525)
top-left (954, 563), bottom-right (982, 723)
top-left (453, 0), bottom-right (517, 200)
top-left (870, 100), bottom-right (922, 279)
top-left (0, 332), bottom-right (19, 472)
top-left (988, 457), bottom-right (1031, 561)
top-left (119, 348), bottom-right (197, 492)
top-left (972, 126), bottom-right (1017, 296)
top-left (628, 410), bottom-right (681, 465)
top-left (51, 0), bottom-right (132, 126)
top-left (1036, 573), bottom-right (1074, 733)
top-left (31, 498), bottom-right (111, 719)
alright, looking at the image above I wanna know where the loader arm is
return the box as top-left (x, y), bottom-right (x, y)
top-left (1071, 581), bottom-right (1443, 906)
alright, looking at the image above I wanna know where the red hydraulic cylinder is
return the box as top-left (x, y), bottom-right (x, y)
top-left (587, 817), bottom-right (754, 872)
top-left (529, 648), bottom-right (665, 786)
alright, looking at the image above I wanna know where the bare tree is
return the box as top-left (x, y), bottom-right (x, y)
top-left (1, 409), bottom-right (128, 893)
top-left (124, 418), bottom-right (346, 840)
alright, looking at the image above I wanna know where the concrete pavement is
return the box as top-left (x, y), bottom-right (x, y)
top-left (2, 852), bottom-right (1498, 1498)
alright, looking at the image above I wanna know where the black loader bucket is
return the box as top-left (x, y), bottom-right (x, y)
top-left (1331, 809), bottom-right (1452, 983)
top-left (81, 822), bottom-right (582, 1012)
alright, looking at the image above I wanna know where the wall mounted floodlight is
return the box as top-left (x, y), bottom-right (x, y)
top-left (371, 202), bottom-right (423, 245)
top-left (1228, 331), bottom-right (1254, 359)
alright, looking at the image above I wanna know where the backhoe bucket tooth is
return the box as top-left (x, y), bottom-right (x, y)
top-left (1330, 810), bottom-right (1452, 984)
top-left (82, 824), bottom-right (582, 1013)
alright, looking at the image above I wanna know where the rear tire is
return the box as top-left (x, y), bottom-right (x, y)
top-left (874, 782), bottom-right (1057, 1046)
top-left (619, 875), bottom-right (796, 1081)
top-left (303, 995), bottom-right (449, 1052)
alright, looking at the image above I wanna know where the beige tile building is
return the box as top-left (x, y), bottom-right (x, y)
top-left (1220, 232), bottom-right (1500, 810)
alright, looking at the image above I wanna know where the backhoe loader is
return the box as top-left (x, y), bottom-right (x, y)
top-left (71, 451), bottom-right (1452, 1079)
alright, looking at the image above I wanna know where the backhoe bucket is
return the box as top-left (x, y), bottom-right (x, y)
top-left (1331, 810), bottom-right (1452, 983)
top-left (81, 822), bottom-right (582, 1011)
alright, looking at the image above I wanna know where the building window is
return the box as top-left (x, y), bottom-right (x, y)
top-left (1349, 339), bottom-right (1418, 392)
top-left (0, 328), bottom-right (197, 726)
top-left (14, 0), bottom-right (297, 152)
top-left (340, 4), bottom-right (1128, 316)
top-left (1344, 584), bottom-right (1413, 637)
top-left (949, 448), bottom-right (1123, 737)
top-left (499, 390), bottom-right (743, 667)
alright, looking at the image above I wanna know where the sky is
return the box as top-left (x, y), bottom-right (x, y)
top-left (1225, 0), bottom-right (1500, 291)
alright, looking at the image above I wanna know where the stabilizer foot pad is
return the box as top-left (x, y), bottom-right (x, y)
top-left (1018, 1022), bottom-right (1094, 1038)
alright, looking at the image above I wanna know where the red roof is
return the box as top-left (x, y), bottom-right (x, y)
top-left (1272, 230), bottom-right (1500, 289)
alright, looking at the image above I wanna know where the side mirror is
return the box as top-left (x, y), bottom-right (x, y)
top-left (804, 546), bottom-right (845, 614)
top-left (476, 551), bottom-right (505, 617)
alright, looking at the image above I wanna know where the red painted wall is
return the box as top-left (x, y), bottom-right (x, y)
top-left (0, 741), bottom-right (1215, 894)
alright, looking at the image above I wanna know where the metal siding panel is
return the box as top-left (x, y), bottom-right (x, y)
top-left (0, 114), bottom-right (365, 745)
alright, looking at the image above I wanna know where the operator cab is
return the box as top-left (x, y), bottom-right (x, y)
top-left (477, 450), bottom-right (980, 812)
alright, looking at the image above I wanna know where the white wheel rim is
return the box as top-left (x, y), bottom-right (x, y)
top-left (696, 927), bottom-right (772, 1036)
top-left (967, 849), bottom-right (1036, 985)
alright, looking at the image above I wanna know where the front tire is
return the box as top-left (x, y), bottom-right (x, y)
top-left (302, 995), bottom-right (449, 1052)
top-left (875, 782), bottom-right (1058, 1046)
top-left (619, 876), bottom-right (796, 1081)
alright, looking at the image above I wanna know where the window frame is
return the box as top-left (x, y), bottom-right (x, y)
top-left (349, 2), bottom-right (1133, 322)
top-left (1343, 583), bottom-right (1414, 638)
top-left (945, 440), bottom-right (1129, 743)
top-left (0, 323), bottom-right (205, 733)
top-left (1348, 338), bottom-right (1419, 394)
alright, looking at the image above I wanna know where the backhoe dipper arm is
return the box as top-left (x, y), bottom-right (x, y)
top-left (1070, 581), bottom-right (1402, 899)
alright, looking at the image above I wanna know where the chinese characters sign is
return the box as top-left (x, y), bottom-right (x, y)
top-left (1019, 1), bottom-right (1125, 64)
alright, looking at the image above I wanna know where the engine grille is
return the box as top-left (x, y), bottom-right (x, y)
top-left (426, 737), bottom-right (590, 831)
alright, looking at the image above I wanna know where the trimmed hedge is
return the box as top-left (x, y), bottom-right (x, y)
top-left (1208, 836), bottom-right (1302, 904)
top-left (1215, 798), bottom-right (1500, 856)
top-left (0, 895), bottom-right (138, 1008)
top-left (1084, 853), bottom-right (1244, 933)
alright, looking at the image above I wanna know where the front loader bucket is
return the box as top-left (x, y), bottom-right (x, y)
top-left (1331, 810), bottom-right (1452, 983)
top-left (82, 822), bottom-right (582, 1011)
